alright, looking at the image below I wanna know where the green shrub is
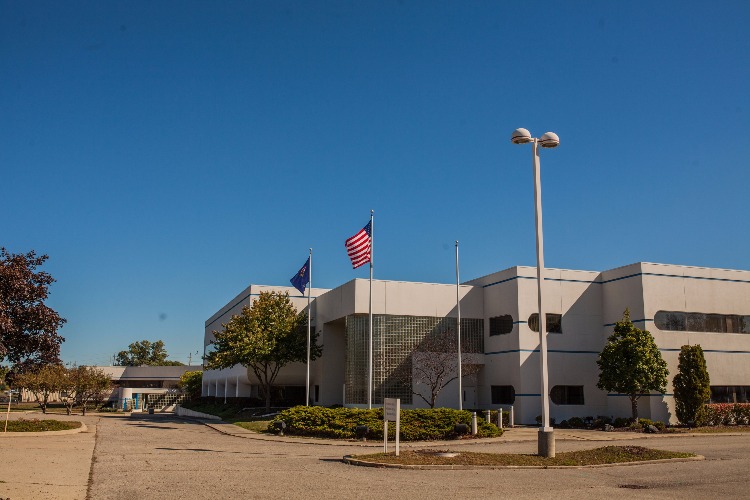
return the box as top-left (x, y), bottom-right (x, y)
top-left (269, 406), bottom-right (502, 441)
top-left (567, 417), bottom-right (585, 428)
top-left (594, 415), bottom-right (613, 428)
top-left (613, 417), bottom-right (631, 428)
top-left (637, 418), bottom-right (665, 431)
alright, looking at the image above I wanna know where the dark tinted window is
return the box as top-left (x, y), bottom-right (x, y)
top-left (489, 315), bottom-right (513, 336)
top-left (528, 313), bottom-right (562, 333)
top-left (550, 385), bottom-right (584, 405)
top-left (725, 315), bottom-right (742, 334)
top-left (710, 386), bottom-right (750, 403)
top-left (687, 313), bottom-right (706, 332)
top-left (655, 311), bottom-right (749, 334)
top-left (491, 385), bottom-right (515, 405)
top-left (654, 311), bottom-right (686, 331)
top-left (705, 314), bottom-right (726, 333)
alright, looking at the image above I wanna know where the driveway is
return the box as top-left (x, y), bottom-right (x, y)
top-left (3, 412), bottom-right (750, 499)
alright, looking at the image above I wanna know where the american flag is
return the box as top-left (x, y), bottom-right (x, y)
top-left (345, 221), bottom-right (372, 269)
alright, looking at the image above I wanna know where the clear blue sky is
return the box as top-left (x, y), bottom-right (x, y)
top-left (2, 1), bottom-right (749, 366)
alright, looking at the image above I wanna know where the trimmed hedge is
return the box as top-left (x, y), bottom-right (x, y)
top-left (702, 403), bottom-right (750, 426)
top-left (269, 406), bottom-right (502, 441)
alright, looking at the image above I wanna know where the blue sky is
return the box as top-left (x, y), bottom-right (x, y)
top-left (2, 1), bottom-right (748, 366)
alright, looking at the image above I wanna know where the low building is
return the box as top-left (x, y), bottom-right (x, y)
top-left (103, 365), bottom-right (202, 410)
top-left (19, 364), bottom-right (202, 411)
top-left (202, 262), bottom-right (750, 424)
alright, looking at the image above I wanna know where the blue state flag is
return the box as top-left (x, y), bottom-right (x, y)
top-left (290, 257), bottom-right (310, 295)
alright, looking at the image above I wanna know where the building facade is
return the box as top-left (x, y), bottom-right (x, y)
top-left (202, 262), bottom-right (750, 424)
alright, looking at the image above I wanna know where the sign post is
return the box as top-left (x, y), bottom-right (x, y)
top-left (383, 398), bottom-right (400, 456)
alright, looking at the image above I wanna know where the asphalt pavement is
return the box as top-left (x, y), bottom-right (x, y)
top-left (3, 411), bottom-right (750, 499)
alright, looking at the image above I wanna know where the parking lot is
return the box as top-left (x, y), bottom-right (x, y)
top-left (3, 412), bottom-right (750, 499)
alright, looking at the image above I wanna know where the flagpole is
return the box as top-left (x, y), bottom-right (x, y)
top-left (456, 240), bottom-right (463, 411)
top-left (368, 210), bottom-right (374, 409)
top-left (306, 248), bottom-right (312, 406)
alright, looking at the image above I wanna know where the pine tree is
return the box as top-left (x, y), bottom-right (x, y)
top-left (673, 344), bottom-right (711, 426)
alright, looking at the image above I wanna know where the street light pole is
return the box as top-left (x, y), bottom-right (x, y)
top-left (511, 127), bottom-right (559, 458)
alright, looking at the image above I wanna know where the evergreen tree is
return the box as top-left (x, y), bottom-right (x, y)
top-left (673, 344), bottom-right (711, 426)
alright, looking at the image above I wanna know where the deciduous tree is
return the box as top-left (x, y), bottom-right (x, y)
top-left (673, 344), bottom-right (711, 425)
top-left (597, 309), bottom-right (669, 420)
top-left (205, 291), bottom-right (321, 411)
top-left (394, 329), bottom-right (481, 408)
top-left (177, 370), bottom-right (203, 399)
top-left (0, 365), bottom-right (9, 391)
top-left (14, 364), bottom-right (66, 413)
top-left (71, 366), bottom-right (112, 415)
top-left (116, 340), bottom-right (182, 366)
top-left (0, 248), bottom-right (66, 371)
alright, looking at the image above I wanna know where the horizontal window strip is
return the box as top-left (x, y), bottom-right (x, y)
top-left (485, 349), bottom-right (599, 355)
top-left (607, 393), bottom-right (672, 397)
top-left (603, 318), bottom-right (652, 327)
top-left (659, 348), bottom-right (750, 354)
top-left (483, 276), bottom-right (597, 288)
top-left (603, 271), bottom-right (750, 285)
top-left (515, 393), bottom-right (542, 397)
top-left (484, 270), bottom-right (750, 289)
top-left (486, 347), bottom-right (750, 356)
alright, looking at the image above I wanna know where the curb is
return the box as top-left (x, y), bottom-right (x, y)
top-left (199, 420), bottom-right (517, 448)
top-left (0, 422), bottom-right (88, 437)
top-left (342, 454), bottom-right (705, 470)
top-left (195, 419), bottom-right (750, 447)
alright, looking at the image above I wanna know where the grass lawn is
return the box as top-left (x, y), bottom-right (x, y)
top-left (684, 425), bottom-right (750, 433)
top-left (233, 420), bottom-right (273, 432)
top-left (3, 418), bottom-right (82, 432)
top-left (350, 446), bottom-right (696, 467)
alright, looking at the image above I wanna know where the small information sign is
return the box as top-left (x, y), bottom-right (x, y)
top-left (383, 398), bottom-right (400, 456)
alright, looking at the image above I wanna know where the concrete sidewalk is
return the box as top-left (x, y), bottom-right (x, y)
top-left (1, 412), bottom-right (101, 500)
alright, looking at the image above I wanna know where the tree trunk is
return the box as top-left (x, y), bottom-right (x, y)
top-left (630, 395), bottom-right (639, 421)
top-left (82, 403), bottom-right (86, 416)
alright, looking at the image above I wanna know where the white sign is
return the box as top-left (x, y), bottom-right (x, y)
top-left (384, 397), bottom-right (399, 421)
top-left (383, 398), bottom-right (400, 456)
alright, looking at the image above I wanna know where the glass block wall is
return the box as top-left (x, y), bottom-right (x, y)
top-left (345, 314), bottom-right (483, 405)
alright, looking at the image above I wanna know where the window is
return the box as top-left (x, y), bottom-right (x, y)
top-left (491, 385), bottom-right (515, 405)
top-left (725, 315), bottom-right (743, 334)
top-left (655, 311), bottom-right (750, 334)
top-left (654, 311), bottom-right (686, 331)
top-left (687, 313), bottom-right (706, 332)
top-left (489, 315), bottom-right (513, 336)
top-left (550, 385), bottom-right (584, 405)
top-left (710, 386), bottom-right (750, 403)
top-left (528, 313), bottom-right (562, 333)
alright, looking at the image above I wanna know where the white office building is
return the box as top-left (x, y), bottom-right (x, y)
top-left (202, 262), bottom-right (750, 424)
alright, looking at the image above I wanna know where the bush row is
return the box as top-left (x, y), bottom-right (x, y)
top-left (269, 406), bottom-right (502, 441)
top-left (702, 403), bottom-right (750, 426)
